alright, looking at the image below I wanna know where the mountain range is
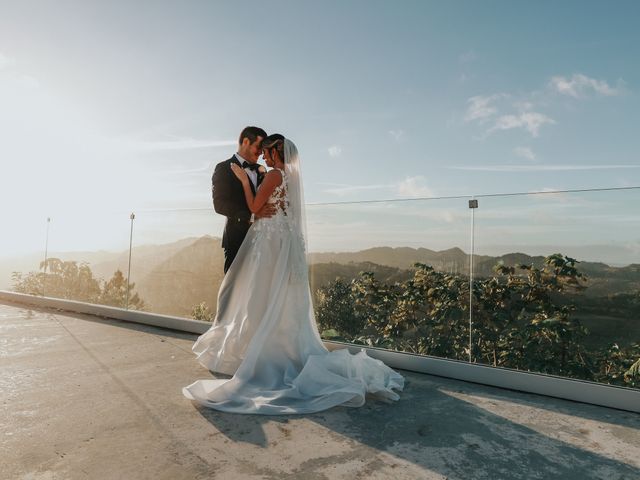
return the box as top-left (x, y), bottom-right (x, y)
top-left (2, 237), bottom-right (639, 317)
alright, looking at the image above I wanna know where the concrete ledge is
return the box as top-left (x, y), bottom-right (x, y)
top-left (2, 289), bottom-right (639, 413)
top-left (325, 342), bottom-right (640, 413)
top-left (0, 290), bottom-right (210, 335)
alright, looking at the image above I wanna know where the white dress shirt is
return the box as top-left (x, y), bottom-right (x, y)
top-left (234, 153), bottom-right (258, 189)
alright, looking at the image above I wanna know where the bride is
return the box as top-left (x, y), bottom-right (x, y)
top-left (183, 134), bottom-right (404, 414)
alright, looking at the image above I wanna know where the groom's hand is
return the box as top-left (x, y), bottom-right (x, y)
top-left (254, 203), bottom-right (276, 220)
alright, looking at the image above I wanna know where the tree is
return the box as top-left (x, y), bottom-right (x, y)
top-left (13, 258), bottom-right (102, 302)
top-left (475, 255), bottom-right (590, 378)
top-left (99, 269), bottom-right (145, 310)
top-left (313, 254), bottom-right (640, 389)
top-left (12, 260), bottom-right (145, 310)
top-left (315, 278), bottom-right (362, 337)
top-left (593, 343), bottom-right (640, 388)
top-left (11, 271), bottom-right (45, 296)
top-left (191, 302), bottom-right (214, 322)
top-left (388, 264), bottom-right (467, 358)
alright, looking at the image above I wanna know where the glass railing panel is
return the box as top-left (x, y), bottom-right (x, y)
top-left (8, 211), bottom-right (134, 308)
top-left (0, 215), bottom-right (50, 291)
top-left (129, 208), bottom-right (224, 320)
top-left (307, 198), bottom-right (474, 361)
top-left (472, 189), bottom-right (640, 389)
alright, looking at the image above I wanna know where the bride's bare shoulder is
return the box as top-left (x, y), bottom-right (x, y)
top-left (265, 169), bottom-right (284, 184)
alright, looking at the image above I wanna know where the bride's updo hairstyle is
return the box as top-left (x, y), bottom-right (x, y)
top-left (262, 134), bottom-right (286, 163)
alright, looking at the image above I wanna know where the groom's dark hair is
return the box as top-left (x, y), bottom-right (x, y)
top-left (239, 126), bottom-right (267, 146)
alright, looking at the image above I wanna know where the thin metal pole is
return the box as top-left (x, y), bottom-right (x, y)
top-left (43, 217), bottom-right (51, 297)
top-left (468, 199), bottom-right (478, 363)
top-left (126, 212), bottom-right (135, 309)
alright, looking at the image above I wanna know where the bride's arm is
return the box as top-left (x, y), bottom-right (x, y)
top-left (230, 165), bottom-right (282, 214)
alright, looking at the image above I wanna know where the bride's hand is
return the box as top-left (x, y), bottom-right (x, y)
top-left (255, 203), bottom-right (276, 219)
top-left (230, 163), bottom-right (249, 183)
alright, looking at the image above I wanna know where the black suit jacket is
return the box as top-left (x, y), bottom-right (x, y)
top-left (212, 156), bottom-right (264, 250)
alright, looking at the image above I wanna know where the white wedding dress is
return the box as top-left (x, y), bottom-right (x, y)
top-left (183, 141), bottom-right (403, 414)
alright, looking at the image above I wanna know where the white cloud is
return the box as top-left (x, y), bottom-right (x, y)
top-left (318, 182), bottom-right (391, 197)
top-left (319, 176), bottom-right (434, 199)
top-left (549, 74), bottom-right (620, 98)
top-left (0, 52), bottom-right (15, 69)
top-left (396, 176), bottom-right (434, 198)
top-left (388, 129), bottom-right (405, 142)
top-left (153, 162), bottom-right (212, 177)
top-left (0, 53), bottom-right (39, 89)
top-left (526, 188), bottom-right (572, 202)
top-left (488, 112), bottom-right (555, 137)
top-left (465, 94), bottom-right (555, 137)
top-left (18, 75), bottom-right (40, 89)
top-left (459, 50), bottom-right (478, 63)
top-left (464, 94), bottom-right (502, 123)
top-left (328, 145), bottom-right (342, 157)
top-left (464, 74), bottom-right (621, 140)
top-left (514, 101), bottom-right (534, 111)
top-left (514, 146), bottom-right (536, 161)
top-left (448, 164), bottom-right (640, 172)
top-left (124, 137), bottom-right (236, 151)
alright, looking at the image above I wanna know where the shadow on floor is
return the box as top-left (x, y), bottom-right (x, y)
top-left (193, 373), bottom-right (639, 480)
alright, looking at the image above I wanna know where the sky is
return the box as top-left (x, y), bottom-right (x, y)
top-left (1, 0), bottom-right (639, 260)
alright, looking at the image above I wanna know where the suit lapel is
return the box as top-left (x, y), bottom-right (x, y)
top-left (231, 155), bottom-right (259, 195)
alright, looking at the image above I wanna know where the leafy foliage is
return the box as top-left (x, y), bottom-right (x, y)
top-left (98, 269), bottom-right (145, 310)
top-left (191, 301), bottom-right (214, 322)
top-left (12, 258), bottom-right (144, 310)
top-left (315, 254), bottom-right (640, 389)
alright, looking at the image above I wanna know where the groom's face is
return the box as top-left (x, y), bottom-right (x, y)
top-left (241, 137), bottom-right (264, 163)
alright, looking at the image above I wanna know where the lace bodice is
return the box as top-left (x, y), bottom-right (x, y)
top-left (250, 167), bottom-right (307, 282)
top-left (252, 168), bottom-right (291, 237)
top-left (267, 168), bottom-right (289, 216)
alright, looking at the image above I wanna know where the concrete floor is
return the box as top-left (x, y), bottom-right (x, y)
top-left (1, 301), bottom-right (639, 480)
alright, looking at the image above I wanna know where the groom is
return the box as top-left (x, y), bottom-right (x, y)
top-left (212, 126), bottom-right (273, 273)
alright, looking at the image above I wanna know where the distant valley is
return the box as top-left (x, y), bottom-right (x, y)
top-left (2, 236), bottom-right (639, 318)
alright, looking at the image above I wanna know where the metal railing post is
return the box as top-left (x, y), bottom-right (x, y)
top-left (468, 198), bottom-right (478, 362)
top-left (42, 217), bottom-right (51, 297)
top-left (126, 212), bottom-right (135, 309)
